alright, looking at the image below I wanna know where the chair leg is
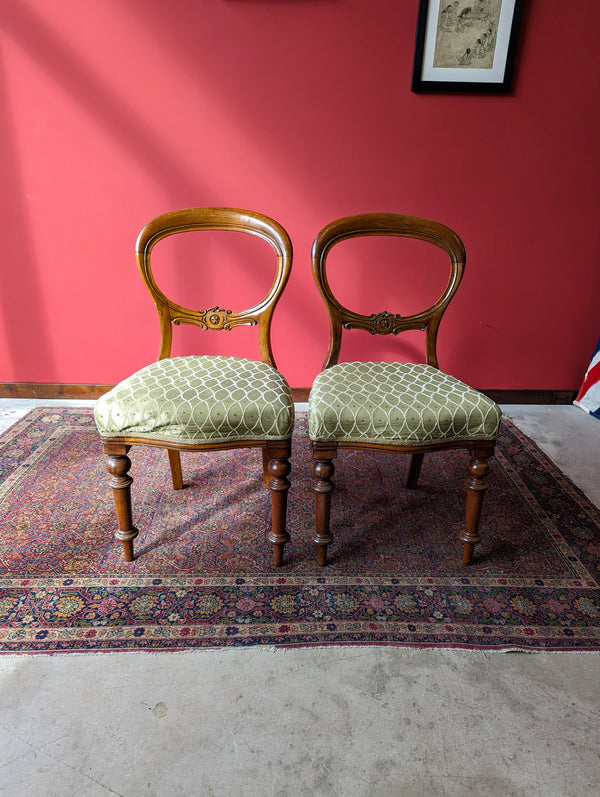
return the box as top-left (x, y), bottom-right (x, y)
top-left (104, 444), bottom-right (139, 562)
top-left (264, 440), bottom-right (292, 567)
top-left (311, 442), bottom-right (337, 566)
top-left (261, 446), bottom-right (271, 488)
top-left (168, 449), bottom-right (184, 490)
top-left (406, 452), bottom-right (425, 489)
top-left (461, 444), bottom-right (495, 566)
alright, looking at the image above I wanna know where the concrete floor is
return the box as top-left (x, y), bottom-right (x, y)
top-left (0, 400), bottom-right (599, 796)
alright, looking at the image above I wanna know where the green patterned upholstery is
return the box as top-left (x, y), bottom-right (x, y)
top-left (308, 361), bottom-right (501, 446)
top-left (95, 356), bottom-right (294, 445)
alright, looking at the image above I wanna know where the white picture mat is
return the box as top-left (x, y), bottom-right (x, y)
top-left (421, 0), bottom-right (517, 83)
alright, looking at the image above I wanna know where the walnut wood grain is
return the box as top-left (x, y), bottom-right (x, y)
top-left (135, 207), bottom-right (292, 368)
top-left (104, 443), bottom-right (138, 562)
top-left (312, 213), bottom-right (465, 371)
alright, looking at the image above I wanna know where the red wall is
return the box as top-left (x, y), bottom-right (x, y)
top-left (1, 0), bottom-right (599, 390)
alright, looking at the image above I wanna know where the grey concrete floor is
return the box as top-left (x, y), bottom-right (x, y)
top-left (0, 400), bottom-right (599, 796)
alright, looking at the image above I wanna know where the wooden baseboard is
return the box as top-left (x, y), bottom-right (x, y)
top-left (480, 389), bottom-right (577, 405)
top-left (293, 388), bottom-right (578, 404)
top-left (0, 383), bottom-right (578, 405)
top-left (0, 383), bottom-right (312, 402)
top-left (291, 388), bottom-right (310, 402)
top-left (0, 383), bottom-right (114, 399)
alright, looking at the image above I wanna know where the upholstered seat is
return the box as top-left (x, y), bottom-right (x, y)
top-left (309, 361), bottom-right (500, 445)
top-left (95, 356), bottom-right (294, 445)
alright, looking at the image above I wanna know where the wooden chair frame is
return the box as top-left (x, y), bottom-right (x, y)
top-left (99, 208), bottom-right (293, 566)
top-left (310, 213), bottom-right (497, 566)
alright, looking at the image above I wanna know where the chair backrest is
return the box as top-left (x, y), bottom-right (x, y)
top-left (311, 213), bottom-right (466, 370)
top-left (135, 207), bottom-right (293, 368)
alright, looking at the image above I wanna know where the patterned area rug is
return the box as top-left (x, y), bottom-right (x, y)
top-left (1, 408), bottom-right (599, 654)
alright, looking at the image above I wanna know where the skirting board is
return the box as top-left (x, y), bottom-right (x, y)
top-left (0, 383), bottom-right (579, 405)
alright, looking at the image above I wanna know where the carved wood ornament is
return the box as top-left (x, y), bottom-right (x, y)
top-left (172, 306), bottom-right (258, 331)
top-left (341, 309), bottom-right (404, 335)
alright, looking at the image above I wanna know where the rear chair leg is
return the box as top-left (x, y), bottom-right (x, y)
top-left (168, 449), bottom-right (184, 490)
top-left (261, 446), bottom-right (271, 488)
top-left (105, 447), bottom-right (139, 561)
top-left (265, 441), bottom-right (291, 567)
top-left (406, 452), bottom-right (425, 489)
top-left (461, 445), bottom-right (494, 566)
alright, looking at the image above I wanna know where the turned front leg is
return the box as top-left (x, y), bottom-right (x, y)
top-left (265, 441), bottom-right (291, 567)
top-left (460, 444), bottom-right (494, 566)
top-left (311, 442), bottom-right (337, 566)
top-left (105, 448), bottom-right (139, 562)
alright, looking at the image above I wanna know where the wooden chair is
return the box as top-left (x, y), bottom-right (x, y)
top-left (308, 213), bottom-right (501, 566)
top-left (94, 208), bottom-right (294, 566)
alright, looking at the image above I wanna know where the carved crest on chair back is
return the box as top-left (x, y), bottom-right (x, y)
top-left (172, 306), bottom-right (259, 331)
top-left (340, 309), bottom-right (404, 336)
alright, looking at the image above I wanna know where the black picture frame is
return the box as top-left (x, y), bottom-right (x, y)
top-left (411, 0), bottom-right (524, 93)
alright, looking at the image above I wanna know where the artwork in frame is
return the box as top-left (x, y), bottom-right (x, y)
top-left (411, 0), bottom-right (524, 93)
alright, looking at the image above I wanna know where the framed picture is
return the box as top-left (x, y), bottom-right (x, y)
top-left (411, 0), bottom-right (524, 93)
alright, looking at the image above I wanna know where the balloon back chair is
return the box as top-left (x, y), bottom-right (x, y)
top-left (94, 208), bottom-right (294, 566)
top-left (308, 213), bottom-right (501, 567)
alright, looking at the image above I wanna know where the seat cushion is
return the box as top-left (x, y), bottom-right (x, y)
top-left (308, 361), bottom-right (501, 446)
top-left (94, 356), bottom-right (294, 445)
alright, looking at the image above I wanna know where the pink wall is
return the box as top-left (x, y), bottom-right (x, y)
top-left (1, 0), bottom-right (599, 390)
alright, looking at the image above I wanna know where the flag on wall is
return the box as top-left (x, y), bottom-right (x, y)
top-left (574, 336), bottom-right (600, 420)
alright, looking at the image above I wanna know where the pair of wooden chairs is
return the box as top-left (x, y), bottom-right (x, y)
top-left (94, 208), bottom-right (501, 568)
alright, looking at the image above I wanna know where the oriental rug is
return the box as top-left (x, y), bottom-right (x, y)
top-left (1, 408), bottom-right (599, 654)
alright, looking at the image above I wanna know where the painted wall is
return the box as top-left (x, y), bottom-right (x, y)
top-left (1, 0), bottom-right (599, 390)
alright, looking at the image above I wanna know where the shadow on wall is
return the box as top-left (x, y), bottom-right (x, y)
top-left (1, 3), bottom-right (210, 201)
top-left (0, 48), bottom-right (56, 379)
top-left (0, 1), bottom-right (218, 378)
top-left (115, 0), bottom-right (438, 371)
top-left (0, 1), bottom-right (338, 381)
